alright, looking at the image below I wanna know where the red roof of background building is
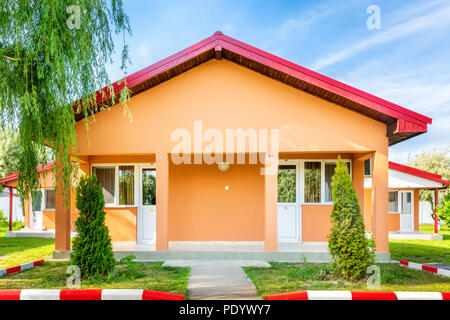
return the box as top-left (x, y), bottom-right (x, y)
top-left (0, 162), bottom-right (55, 185)
top-left (389, 161), bottom-right (449, 187)
top-left (73, 31), bottom-right (432, 146)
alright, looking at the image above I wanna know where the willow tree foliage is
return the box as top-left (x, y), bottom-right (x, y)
top-left (0, 1), bottom-right (131, 202)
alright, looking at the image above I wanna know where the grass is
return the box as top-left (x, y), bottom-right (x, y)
top-left (0, 222), bottom-right (55, 269)
top-left (244, 262), bottom-right (450, 297)
top-left (389, 224), bottom-right (450, 263)
top-left (0, 261), bottom-right (189, 295)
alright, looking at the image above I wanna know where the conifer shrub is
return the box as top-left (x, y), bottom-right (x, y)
top-left (328, 157), bottom-right (375, 281)
top-left (71, 175), bottom-right (115, 278)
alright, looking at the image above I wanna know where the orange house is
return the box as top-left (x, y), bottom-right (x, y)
top-left (11, 32), bottom-right (440, 261)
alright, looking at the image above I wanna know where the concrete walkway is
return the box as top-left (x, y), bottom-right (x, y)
top-left (163, 260), bottom-right (269, 300)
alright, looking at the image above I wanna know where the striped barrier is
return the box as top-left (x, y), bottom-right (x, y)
top-left (399, 260), bottom-right (450, 277)
top-left (0, 289), bottom-right (184, 300)
top-left (0, 260), bottom-right (44, 278)
top-left (265, 290), bottom-right (450, 300)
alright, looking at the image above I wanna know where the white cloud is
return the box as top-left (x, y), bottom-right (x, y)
top-left (310, 3), bottom-right (450, 70)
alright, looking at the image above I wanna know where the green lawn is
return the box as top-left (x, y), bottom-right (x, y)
top-left (244, 262), bottom-right (450, 297)
top-left (0, 222), bottom-right (55, 269)
top-left (0, 261), bottom-right (189, 295)
top-left (389, 225), bottom-right (450, 263)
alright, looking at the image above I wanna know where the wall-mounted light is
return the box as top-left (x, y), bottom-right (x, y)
top-left (218, 162), bottom-right (230, 172)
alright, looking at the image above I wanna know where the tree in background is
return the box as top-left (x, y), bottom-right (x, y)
top-left (328, 157), bottom-right (375, 281)
top-left (410, 148), bottom-right (450, 219)
top-left (436, 193), bottom-right (450, 228)
top-left (71, 175), bottom-right (115, 278)
top-left (0, 127), bottom-right (53, 218)
top-left (0, 127), bottom-right (54, 179)
top-left (0, 1), bottom-right (131, 203)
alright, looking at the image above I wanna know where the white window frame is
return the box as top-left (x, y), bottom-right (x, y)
top-left (91, 164), bottom-right (138, 207)
top-left (302, 159), bottom-right (352, 205)
top-left (388, 190), bottom-right (401, 214)
top-left (43, 188), bottom-right (56, 211)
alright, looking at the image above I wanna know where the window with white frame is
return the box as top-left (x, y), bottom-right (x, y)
top-left (388, 191), bottom-right (399, 213)
top-left (303, 160), bottom-right (352, 204)
top-left (324, 162), bottom-right (351, 202)
top-left (93, 166), bottom-right (116, 205)
top-left (304, 161), bottom-right (321, 203)
top-left (119, 165), bottom-right (135, 205)
top-left (31, 190), bottom-right (42, 212)
top-left (92, 165), bottom-right (136, 206)
top-left (44, 189), bottom-right (55, 209)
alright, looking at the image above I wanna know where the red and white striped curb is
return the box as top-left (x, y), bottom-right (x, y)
top-left (399, 260), bottom-right (450, 277)
top-left (0, 260), bottom-right (44, 277)
top-left (0, 289), bottom-right (184, 300)
top-left (265, 290), bottom-right (450, 300)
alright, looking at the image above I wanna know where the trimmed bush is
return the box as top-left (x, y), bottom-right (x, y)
top-left (71, 175), bottom-right (115, 278)
top-left (328, 157), bottom-right (375, 281)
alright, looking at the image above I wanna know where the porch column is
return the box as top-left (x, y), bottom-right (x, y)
top-left (9, 187), bottom-right (13, 231)
top-left (264, 162), bottom-right (278, 251)
top-left (55, 163), bottom-right (71, 251)
top-left (434, 188), bottom-right (439, 234)
top-left (352, 157), bottom-right (365, 216)
top-left (156, 153), bottom-right (169, 250)
top-left (371, 151), bottom-right (389, 253)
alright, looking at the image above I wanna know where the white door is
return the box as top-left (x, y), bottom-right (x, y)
top-left (400, 191), bottom-right (414, 232)
top-left (139, 167), bottom-right (156, 243)
top-left (30, 190), bottom-right (43, 229)
top-left (277, 162), bottom-right (301, 243)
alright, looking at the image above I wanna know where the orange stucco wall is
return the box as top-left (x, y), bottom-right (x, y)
top-left (42, 210), bottom-right (55, 229)
top-left (69, 208), bottom-right (136, 241)
top-left (69, 58), bottom-right (389, 250)
top-left (168, 162), bottom-right (264, 241)
top-left (302, 205), bottom-right (333, 242)
top-left (363, 188), bottom-right (372, 231)
top-left (367, 188), bottom-right (420, 232)
top-left (388, 214), bottom-right (400, 231)
top-left (104, 207), bottom-right (137, 241)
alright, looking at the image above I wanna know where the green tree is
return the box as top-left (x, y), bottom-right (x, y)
top-left (0, 127), bottom-right (54, 179)
top-left (410, 148), bottom-right (450, 219)
top-left (0, 1), bottom-right (131, 202)
top-left (328, 157), bottom-right (375, 281)
top-left (436, 193), bottom-right (450, 228)
top-left (71, 174), bottom-right (115, 278)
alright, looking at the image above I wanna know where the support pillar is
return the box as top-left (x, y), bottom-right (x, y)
top-left (9, 187), bottom-right (13, 231)
top-left (371, 151), bottom-right (389, 253)
top-left (434, 188), bottom-right (439, 234)
top-left (156, 153), bottom-right (169, 251)
top-left (352, 157), bottom-right (365, 217)
top-left (54, 163), bottom-right (71, 251)
top-left (264, 160), bottom-right (278, 251)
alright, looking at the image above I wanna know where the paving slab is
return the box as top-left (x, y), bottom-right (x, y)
top-left (163, 260), bottom-right (263, 300)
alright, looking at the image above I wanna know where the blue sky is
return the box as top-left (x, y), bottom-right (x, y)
top-left (106, 0), bottom-right (450, 164)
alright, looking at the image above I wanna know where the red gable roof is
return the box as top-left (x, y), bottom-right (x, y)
top-left (74, 31), bottom-right (432, 145)
top-left (0, 162), bottom-right (55, 185)
top-left (389, 161), bottom-right (449, 187)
